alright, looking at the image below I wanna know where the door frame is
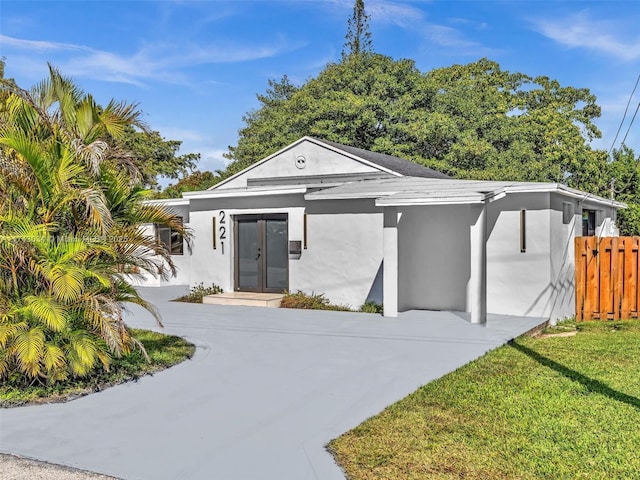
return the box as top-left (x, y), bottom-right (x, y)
top-left (233, 213), bottom-right (289, 293)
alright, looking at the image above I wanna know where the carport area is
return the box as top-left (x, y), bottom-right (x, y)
top-left (0, 286), bottom-right (545, 480)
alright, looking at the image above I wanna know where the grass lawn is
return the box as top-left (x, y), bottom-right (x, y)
top-left (329, 320), bottom-right (640, 479)
top-left (0, 329), bottom-right (195, 407)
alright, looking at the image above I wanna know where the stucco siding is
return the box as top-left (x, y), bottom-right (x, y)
top-left (486, 193), bottom-right (552, 318)
top-left (181, 195), bottom-right (381, 309)
top-left (188, 194), bottom-right (307, 292)
top-left (548, 194), bottom-right (579, 321)
top-left (298, 200), bottom-right (383, 308)
top-left (398, 205), bottom-right (472, 312)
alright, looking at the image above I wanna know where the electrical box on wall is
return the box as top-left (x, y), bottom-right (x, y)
top-left (288, 240), bottom-right (302, 259)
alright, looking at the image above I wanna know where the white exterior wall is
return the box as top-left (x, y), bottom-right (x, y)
top-left (217, 142), bottom-right (381, 189)
top-left (395, 195), bottom-right (581, 320)
top-left (187, 194), bottom-right (306, 292)
top-left (134, 172), bottom-right (622, 322)
top-left (549, 194), bottom-right (579, 321)
top-left (298, 200), bottom-right (383, 308)
top-left (486, 193), bottom-right (552, 318)
top-left (185, 195), bottom-right (382, 309)
top-left (397, 205), bottom-right (472, 311)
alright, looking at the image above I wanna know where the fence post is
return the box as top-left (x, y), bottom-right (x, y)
top-left (623, 237), bottom-right (633, 319)
top-left (600, 237), bottom-right (612, 320)
top-left (575, 237), bottom-right (585, 321)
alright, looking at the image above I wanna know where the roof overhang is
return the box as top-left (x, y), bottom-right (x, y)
top-left (142, 198), bottom-right (190, 207)
top-left (306, 178), bottom-right (627, 209)
top-left (183, 185), bottom-right (307, 200)
top-left (375, 190), bottom-right (497, 206)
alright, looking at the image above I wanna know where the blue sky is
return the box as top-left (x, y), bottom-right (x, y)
top-left (1, 0), bottom-right (639, 180)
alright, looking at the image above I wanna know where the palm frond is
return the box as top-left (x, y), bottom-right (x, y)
top-left (23, 294), bottom-right (67, 331)
top-left (14, 327), bottom-right (45, 378)
top-left (112, 277), bottom-right (163, 327)
top-left (101, 99), bottom-right (146, 138)
top-left (72, 138), bottom-right (108, 175)
top-left (43, 342), bottom-right (66, 374)
top-left (76, 187), bottom-right (113, 233)
top-left (66, 330), bottom-right (99, 376)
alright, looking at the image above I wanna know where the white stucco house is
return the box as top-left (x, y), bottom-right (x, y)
top-left (139, 136), bottom-right (624, 323)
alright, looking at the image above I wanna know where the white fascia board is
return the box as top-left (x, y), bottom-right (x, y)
top-left (142, 198), bottom-right (190, 207)
top-left (308, 179), bottom-right (627, 209)
top-left (375, 192), bottom-right (490, 206)
top-left (305, 189), bottom-right (403, 201)
top-left (503, 183), bottom-right (626, 209)
top-left (183, 186), bottom-right (307, 199)
top-left (376, 197), bottom-right (486, 206)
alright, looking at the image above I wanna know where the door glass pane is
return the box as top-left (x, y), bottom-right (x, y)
top-left (238, 220), bottom-right (259, 289)
top-left (265, 219), bottom-right (288, 290)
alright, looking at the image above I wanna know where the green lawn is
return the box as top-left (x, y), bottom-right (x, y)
top-left (329, 320), bottom-right (640, 479)
top-left (0, 329), bottom-right (195, 407)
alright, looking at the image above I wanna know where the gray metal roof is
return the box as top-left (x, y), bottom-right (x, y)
top-left (312, 137), bottom-right (450, 179)
top-left (305, 176), bottom-right (626, 208)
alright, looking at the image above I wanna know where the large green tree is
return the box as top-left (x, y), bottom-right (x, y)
top-left (607, 145), bottom-right (640, 235)
top-left (0, 65), bottom-right (187, 384)
top-left (223, 55), bottom-right (607, 195)
top-left (223, 54), bottom-right (425, 171)
top-left (412, 59), bottom-right (608, 190)
top-left (224, 75), bottom-right (300, 176)
top-left (342, 0), bottom-right (373, 58)
top-left (116, 126), bottom-right (200, 190)
top-left (159, 170), bottom-right (220, 198)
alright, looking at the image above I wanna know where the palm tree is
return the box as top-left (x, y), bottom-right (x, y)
top-left (0, 65), bottom-right (188, 384)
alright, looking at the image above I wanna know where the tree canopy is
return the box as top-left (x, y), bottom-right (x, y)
top-left (225, 56), bottom-right (606, 185)
top-left (608, 145), bottom-right (640, 235)
top-left (116, 126), bottom-right (200, 191)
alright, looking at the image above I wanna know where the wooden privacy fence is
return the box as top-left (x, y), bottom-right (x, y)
top-left (575, 236), bottom-right (640, 320)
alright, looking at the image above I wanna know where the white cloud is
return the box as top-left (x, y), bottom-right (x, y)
top-left (0, 34), bottom-right (87, 52)
top-left (198, 148), bottom-right (231, 170)
top-left (532, 11), bottom-right (640, 61)
top-left (367, 1), bottom-right (426, 27)
top-left (368, 1), bottom-right (492, 54)
top-left (1, 33), bottom-right (297, 87)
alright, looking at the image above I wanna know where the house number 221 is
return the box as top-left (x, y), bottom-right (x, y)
top-left (218, 210), bottom-right (226, 254)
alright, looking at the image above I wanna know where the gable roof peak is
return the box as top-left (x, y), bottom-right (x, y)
top-left (306, 137), bottom-right (449, 179)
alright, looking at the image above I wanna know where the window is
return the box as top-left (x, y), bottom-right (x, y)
top-left (156, 218), bottom-right (183, 255)
top-left (582, 210), bottom-right (596, 236)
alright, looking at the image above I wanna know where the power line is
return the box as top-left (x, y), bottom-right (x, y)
top-left (620, 100), bottom-right (640, 147)
top-left (611, 98), bottom-right (640, 195)
top-left (609, 72), bottom-right (640, 155)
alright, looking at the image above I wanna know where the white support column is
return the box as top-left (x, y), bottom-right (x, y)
top-left (468, 202), bottom-right (487, 324)
top-left (383, 207), bottom-right (398, 318)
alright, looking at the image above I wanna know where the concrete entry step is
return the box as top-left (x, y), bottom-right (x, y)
top-left (202, 292), bottom-right (284, 308)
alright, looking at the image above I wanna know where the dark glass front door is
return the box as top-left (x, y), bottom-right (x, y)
top-left (235, 214), bottom-right (288, 293)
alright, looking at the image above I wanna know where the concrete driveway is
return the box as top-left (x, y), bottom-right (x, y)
top-left (0, 286), bottom-right (545, 480)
